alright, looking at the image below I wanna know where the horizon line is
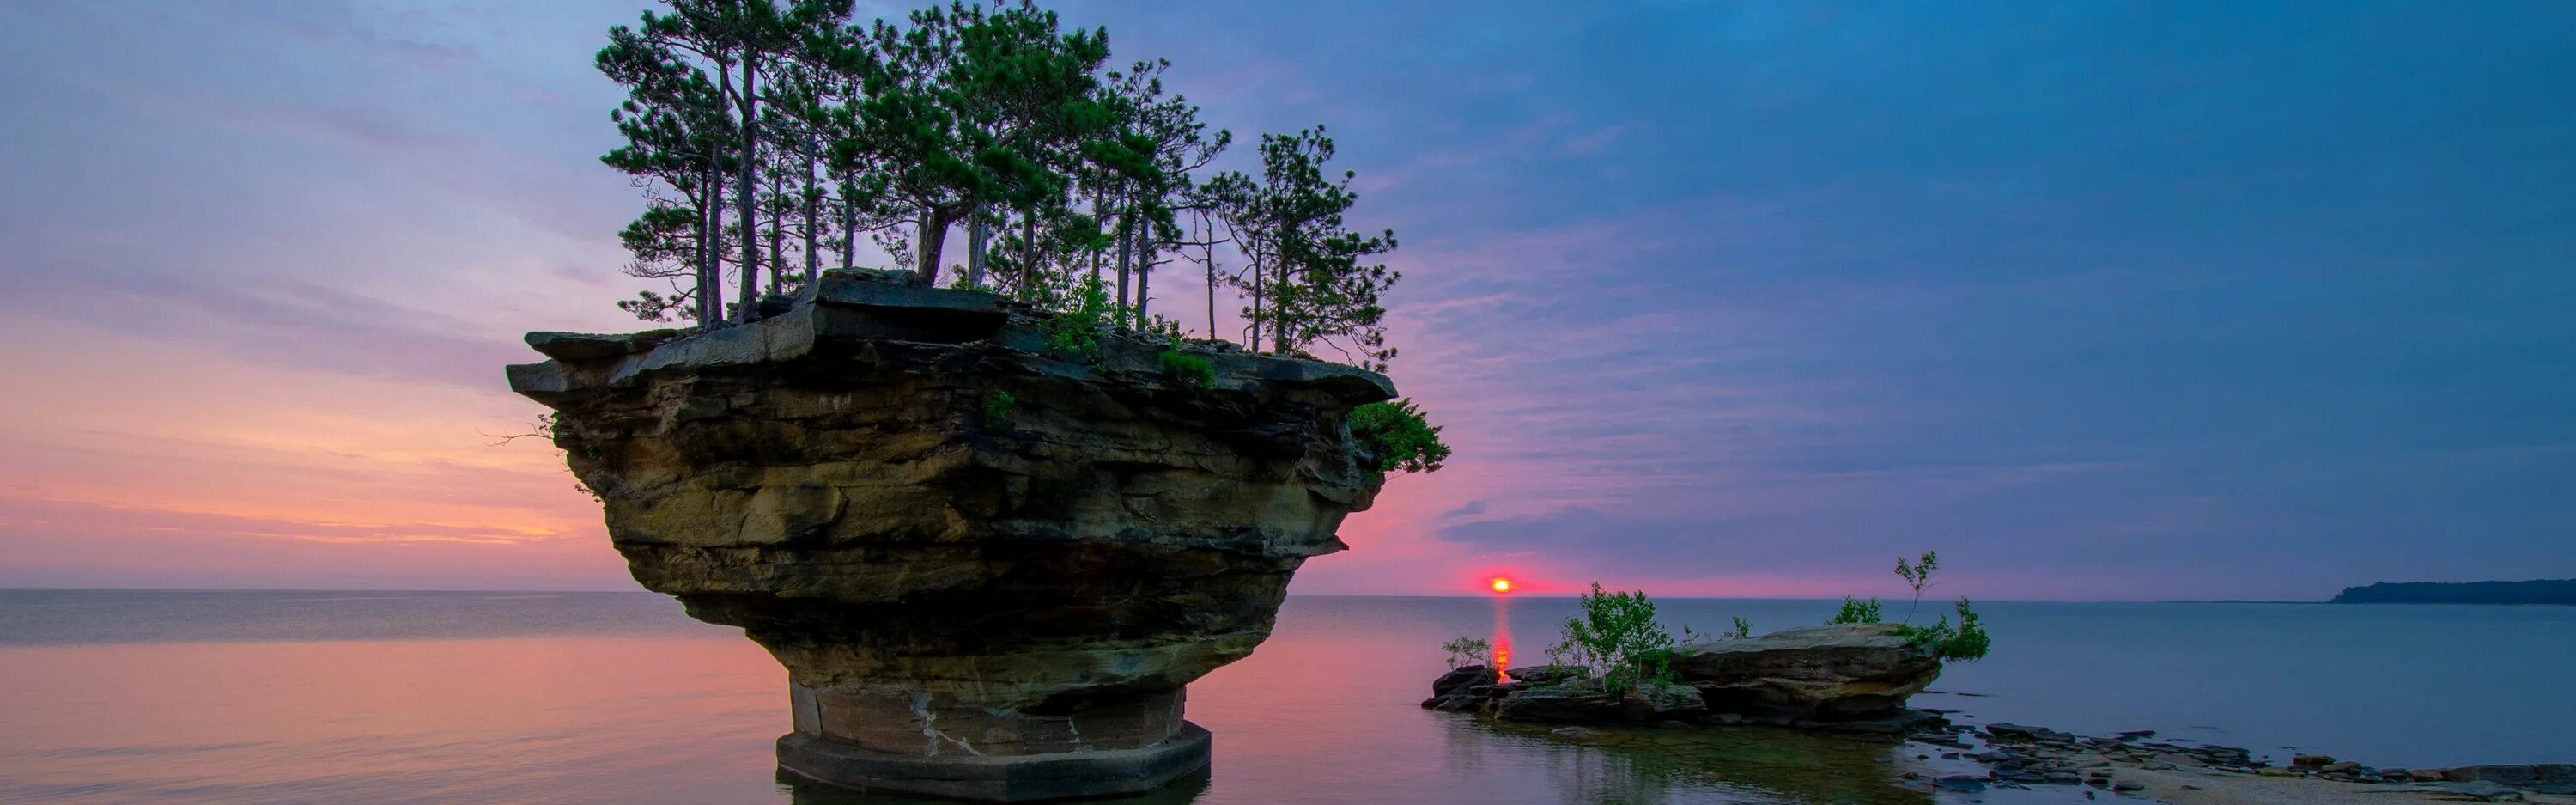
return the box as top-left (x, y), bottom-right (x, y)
top-left (0, 585), bottom-right (2332, 604)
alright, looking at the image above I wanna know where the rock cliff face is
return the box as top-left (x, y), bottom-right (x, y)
top-left (507, 269), bottom-right (1394, 801)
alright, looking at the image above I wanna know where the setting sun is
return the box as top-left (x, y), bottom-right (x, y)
top-left (1488, 577), bottom-right (1513, 594)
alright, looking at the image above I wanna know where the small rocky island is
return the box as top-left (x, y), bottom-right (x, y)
top-left (1425, 622), bottom-right (1943, 733)
top-left (508, 269), bottom-right (1399, 802)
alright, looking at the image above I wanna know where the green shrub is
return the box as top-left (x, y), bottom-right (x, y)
top-left (1892, 598), bottom-right (1992, 662)
top-left (1158, 337), bottom-right (1215, 388)
top-left (1730, 616), bottom-right (1754, 639)
top-left (1348, 399), bottom-right (1449, 474)
top-left (1438, 636), bottom-right (1492, 668)
top-left (1826, 549), bottom-right (1995, 662)
top-left (982, 390), bottom-right (1016, 424)
top-left (1830, 595), bottom-right (1884, 625)
top-left (1042, 277), bottom-right (1111, 360)
top-left (1547, 582), bottom-right (1676, 692)
top-left (1896, 550), bottom-right (1940, 622)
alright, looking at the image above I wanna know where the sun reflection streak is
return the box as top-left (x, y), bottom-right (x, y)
top-left (1491, 594), bottom-right (1512, 682)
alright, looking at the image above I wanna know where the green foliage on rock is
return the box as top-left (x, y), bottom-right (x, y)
top-left (1348, 399), bottom-right (1449, 474)
top-left (1042, 277), bottom-right (1112, 360)
top-left (595, 0), bottom-right (1415, 373)
top-left (1896, 550), bottom-right (1940, 622)
top-left (981, 390), bottom-right (1016, 424)
top-left (1820, 548), bottom-right (1993, 662)
top-left (1893, 598), bottom-right (1992, 662)
top-left (1830, 595), bottom-right (1884, 625)
top-left (1157, 336), bottom-right (1214, 388)
top-left (1438, 636), bottom-right (1491, 668)
top-left (1548, 582), bottom-right (1676, 692)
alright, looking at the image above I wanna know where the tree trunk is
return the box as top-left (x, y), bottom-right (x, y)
top-left (1202, 219), bottom-right (1218, 340)
top-left (1087, 183), bottom-right (1103, 286)
top-left (1018, 209), bottom-right (1036, 301)
top-left (767, 185), bottom-right (784, 296)
top-left (965, 207), bottom-right (987, 289)
top-left (801, 143), bottom-right (819, 287)
top-left (1113, 194), bottom-right (1133, 317)
top-left (1136, 253), bottom-right (1151, 329)
top-left (915, 207), bottom-right (949, 287)
top-left (697, 158), bottom-right (720, 329)
top-left (1248, 253), bottom-right (1263, 351)
top-left (1273, 252), bottom-right (1291, 353)
top-left (733, 54), bottom-right (760, 323)
top-left (839, 176), bottom-right (857, 271)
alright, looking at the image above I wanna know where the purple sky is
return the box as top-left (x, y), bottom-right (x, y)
top-left (2, 1), bottom-right (2571, 600)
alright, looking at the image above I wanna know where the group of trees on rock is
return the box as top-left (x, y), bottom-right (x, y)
top-left (596, 0), bottom-right (1404, 369)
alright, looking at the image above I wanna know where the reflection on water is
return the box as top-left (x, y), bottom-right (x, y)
top-left (775, 769), bottom-right (1212, 805)
top-left (1491, 595), bottom-right (1513, 680)
top-left (3, 590), bottom-right (2570, 804)
top-left (1446, 721), bottom-right (1944, 805)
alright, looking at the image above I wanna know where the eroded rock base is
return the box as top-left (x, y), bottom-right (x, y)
top-left (775, 723), bottom-right (1212, 802)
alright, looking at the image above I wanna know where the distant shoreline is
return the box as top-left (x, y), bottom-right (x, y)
top-left (2330, 579), bottom-right (2576, 607)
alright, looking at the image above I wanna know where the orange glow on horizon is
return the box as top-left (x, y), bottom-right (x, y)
top-left (1488, 577), bottom-right (1513, 594)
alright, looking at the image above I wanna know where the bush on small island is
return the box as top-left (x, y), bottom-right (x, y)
top-left (1438, 636), bottom-right (1491, 668)
top-left (1547, 582), bottom-right (1679, 692)
top-left (1887, 598), bottom-right (1991, 662)
top-left (1831, 549), bottom-right (1994, 662)
top-left (1830, 595), bottom-right (1883, 625)
top-left (1896, 550), bottom-right (1940, 622)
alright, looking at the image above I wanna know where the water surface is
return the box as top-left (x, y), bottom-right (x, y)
top-left (1, 590), bottom-right (2567, 804)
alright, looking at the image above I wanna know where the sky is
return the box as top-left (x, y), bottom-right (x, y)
top-left (1, 1), bottom-right (2570, 601)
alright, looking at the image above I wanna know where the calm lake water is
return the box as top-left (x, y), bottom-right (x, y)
top-left (1, 590), bottom-right (2569, 804)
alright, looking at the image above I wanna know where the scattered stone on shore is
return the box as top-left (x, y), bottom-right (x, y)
top-left (1932, 719), bottom-right (2575, 801)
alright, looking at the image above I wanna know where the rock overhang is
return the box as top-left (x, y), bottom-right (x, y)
top-left (504, 268), bottom-right (1400, 797)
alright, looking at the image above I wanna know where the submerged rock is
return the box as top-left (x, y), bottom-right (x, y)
top-left (1620, 681), bottom-right (1709, 722)
top-left (1668, 623), bottom-right (1941, 724)
top-left (508, 269), bottom-right (1395, 802)
top-left (2445, 764), bottom-right (2576, 795)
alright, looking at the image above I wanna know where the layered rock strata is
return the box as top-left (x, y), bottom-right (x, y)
top-left (507, 268), bottom-right (1394, 801)
top-left (1668, 622), bottom-right (1942, 724)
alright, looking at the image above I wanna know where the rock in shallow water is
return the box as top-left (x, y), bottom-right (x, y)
top-left (508, 269), bottom-right (1396, 801)
top-left (1668, 623), bottom-right (1942, 723)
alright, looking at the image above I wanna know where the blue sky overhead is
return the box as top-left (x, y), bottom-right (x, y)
top-left (1, 1), bottom-right (2569, 599)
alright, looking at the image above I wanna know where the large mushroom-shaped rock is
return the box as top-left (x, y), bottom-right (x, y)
top-left (507, 269), bottom-right (1394, 802)
top-left (1669, 623), bottom-right (1941, 724)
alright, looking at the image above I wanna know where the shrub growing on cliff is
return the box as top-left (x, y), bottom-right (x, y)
top-left (1348, 399), bottom-right (1449, 474)
top-left (981, 391), bottom-right (1017, 425)
top-left (1042, 277), bottom-right (1113, 360)
top-left (1549, 582), bottom-right (1676, 692)
top-left (1157, 336), bottom-right (1215, 388)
